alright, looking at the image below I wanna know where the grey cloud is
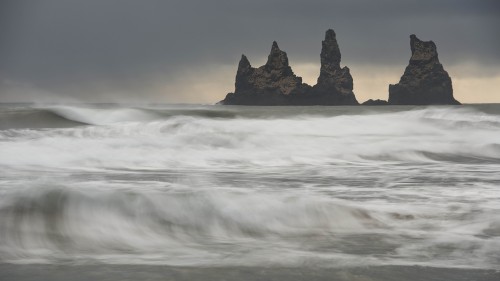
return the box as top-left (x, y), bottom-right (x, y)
top-left (0, 0), bottom-right (498, 102)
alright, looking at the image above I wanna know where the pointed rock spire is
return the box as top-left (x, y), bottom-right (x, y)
top-left (389, 34), bottom-right (460, 105)
top-left (409, 34), bottom-right (439, 63)
top-left (312, 29), bottom-right (358, 105)
top-left (271, 41), bottom-right (280, 51)
top-left (319, 29), bottom-right (342, 74)
top-left (265, 41), bottom-right (289, 70)
top-left (228, 41), bottom-right (303, 104)
top-left (220, 28), bottom-right (359, 105)
top-left (325, 29), bottom-right (336, 40)
top-left (237, 54), bottom-right (251, 71)
top-left (235, 54), bottom-right (255, 94)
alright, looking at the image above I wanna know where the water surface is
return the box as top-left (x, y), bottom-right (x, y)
top-left (1, 104), bottom-right (499, 280)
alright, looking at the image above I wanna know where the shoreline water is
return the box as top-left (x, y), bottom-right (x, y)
top-left (1, 104), bottom-right (499, 279)
top-left (1, 264), bottom-right (499, 281)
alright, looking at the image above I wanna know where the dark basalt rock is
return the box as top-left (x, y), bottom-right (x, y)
top-left (221, 29), bottom-right (358, 105)
top-left (222, 42), bottom-right (308, 105)
top-left (362, 99), bottom-right (388, 106)
top-left (305, 29), bottom-right (358, 105)
top-left (388, 35), bottom-right (460, 105)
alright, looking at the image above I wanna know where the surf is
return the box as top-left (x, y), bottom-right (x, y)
top-left (0, 104), bottom-right (499, 269)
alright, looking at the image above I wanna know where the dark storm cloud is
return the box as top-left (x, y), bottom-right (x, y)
top-left (0, 0), bottom-right (499, 102)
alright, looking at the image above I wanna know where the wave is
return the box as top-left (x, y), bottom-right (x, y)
top-left (0, 107), bottom-right (86, 130)
top-left (1, 106), bottom-right (500, 170)
top-left (46, 106), bottom-right (161, 125)
top-left (0, 185), bottom-right (498, 268)
top-left (2, 104), bottom-right (500, 129)
top-left (0, 105), bottom-right (244, 129)
top-left (0, 186), bottom-right (384, 265)
top-left (1, 104), bottom-right (500, 268)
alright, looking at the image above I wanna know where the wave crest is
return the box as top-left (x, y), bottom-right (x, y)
top-left (0, 186), bottom-right (381, 264)
top-left (1, 106), bottom-right (500, 170)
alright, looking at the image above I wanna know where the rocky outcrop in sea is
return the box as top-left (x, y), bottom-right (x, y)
top-left (221, 31), bottom-right (460, 106)
top-left (388, 35), bottom-right (460, 105)
top-left (309, 29), bottom-right (357, 104)
top-left (221, 29), bottom-right (358, 105)
top-left (362, 99), bottom-right (388, 106)
top-left (221, 42), bottom-right (309, 105)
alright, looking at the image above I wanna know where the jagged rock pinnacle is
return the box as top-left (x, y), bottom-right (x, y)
top-left (388, 34), bottom-right (460, 105)
top-left (221, 29), bottom-right (358, 105)
top-left (228, 41), bottom-right (304, 104)
top-left (238, 54), bottom-right (251, 70)
top-left (409, 34), bottom-right (439, 63)
top-left (312, 29), bottom-right (358, 105)
top-left (266, 41), bottom-right (289, 70)
top-left (325, 29), bottom-right (336, 40)
top-left (319, 29), bottom-right (342, 73)
top-left (271, 41), bottom-right (279, 50)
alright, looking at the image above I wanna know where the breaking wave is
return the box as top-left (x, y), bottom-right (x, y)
top-left (0, 105), bottom-right (242, 129)
top-left (0, 107), bottom-right (85, 130)
top-left (0, 185), bottom-right (498, 268)
top-left (0, 105), bottom-right (500, 170)
top-left (1, 104), bottom-right (500, 268)
top-left (0, 186), bottom-right (379, 264)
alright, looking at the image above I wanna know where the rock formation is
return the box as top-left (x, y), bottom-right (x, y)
top-left (388, 35), bottom-right (460, 105)
top-left (221, 29), bottom-right (358, 105)
top-left (305, 29), bottom-right (358, 105)
top-left (362, 99), bottom-right (388, 106)
top-left (222, 42), bottom-right (309, 105)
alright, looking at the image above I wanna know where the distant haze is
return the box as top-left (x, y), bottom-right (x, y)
top-left (1, 0), bottom-right (499, 104)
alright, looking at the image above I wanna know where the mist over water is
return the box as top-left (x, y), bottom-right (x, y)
top-left (0, 104), bottom-right (499, 272)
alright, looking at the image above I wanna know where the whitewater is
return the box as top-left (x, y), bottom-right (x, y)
top-left (0, 104), bottom-right (499, 280)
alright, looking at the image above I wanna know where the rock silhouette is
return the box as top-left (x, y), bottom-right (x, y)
top-left (388, 35), bottom-right (460, 105)
top-left (221, 32), bottom-right (460, 106)
top-left (362, 99), bottom-right (388, 106)
top-left (221, 29), bottom-right (358, 105)
top-left (306, 29), bottom-right (357, 105)
top-left (222, 42), bottom-right (308, 105)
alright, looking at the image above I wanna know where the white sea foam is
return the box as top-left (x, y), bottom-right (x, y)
top-left (0, 104), bottom-right (499, 268)
top-left (44, 105), bottom-right (160, 125)
top-left (0, 183), bottom-right (498, 268)
top-left (0, 106), bottom-right (499, 170)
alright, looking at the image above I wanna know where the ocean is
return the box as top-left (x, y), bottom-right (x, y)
top-left (0, 103), bottom-right (499, 280)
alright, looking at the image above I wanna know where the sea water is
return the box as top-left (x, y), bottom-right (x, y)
top-left (0, 104), bottom-right (499, 280)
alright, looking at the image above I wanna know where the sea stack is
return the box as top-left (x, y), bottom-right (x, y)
top-left (221, 42), bottom-right (309, 105)
top-left (388, 35), bottom-right (460, 105)
top-left (362, 99), bottom-right (388, 106)
top-left (220, 29), bottom-right (358, 105)
top-left (304, 29), bottom-right (358, 105)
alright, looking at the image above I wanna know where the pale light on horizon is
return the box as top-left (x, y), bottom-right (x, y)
top-left (1, 63), bottom-right (497, 104)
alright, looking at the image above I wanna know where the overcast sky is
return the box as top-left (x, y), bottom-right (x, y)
top-left (1, 0), bottom-right (499, 103)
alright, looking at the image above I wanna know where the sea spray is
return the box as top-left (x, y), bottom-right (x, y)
top-left (0, 104), bottom-right (499, 269)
